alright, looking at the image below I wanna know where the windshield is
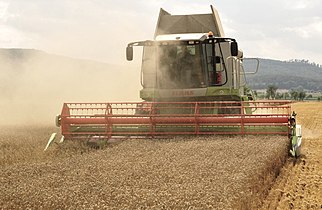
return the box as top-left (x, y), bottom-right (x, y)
top-left (141, 42), bottom-right (226, 89)
top-left (158, 45), bottom-right (205, 88)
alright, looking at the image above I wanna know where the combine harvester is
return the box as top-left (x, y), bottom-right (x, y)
top-left (46, 5), bottom-right (302, 157)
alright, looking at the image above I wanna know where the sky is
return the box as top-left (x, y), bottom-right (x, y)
top-left (1, 0), bottom-right (322, 65)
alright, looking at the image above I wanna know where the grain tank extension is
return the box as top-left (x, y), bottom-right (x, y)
top-left (47, 5), bottom-right (302, 157)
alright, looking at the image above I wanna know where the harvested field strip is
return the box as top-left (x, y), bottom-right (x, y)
top-left (260, 102), bottom-right (322, 209)
top-left (0, 128), bottom-right (289, 209)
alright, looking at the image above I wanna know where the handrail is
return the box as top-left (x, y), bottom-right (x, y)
top-left (241, 58), bottom-right (260, 74)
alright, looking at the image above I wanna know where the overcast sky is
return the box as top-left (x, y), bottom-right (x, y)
top-left (1, 0), bottom-right (322, 65)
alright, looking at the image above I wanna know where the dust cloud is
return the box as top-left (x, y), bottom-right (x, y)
top-left (0, 49), bottom-right (141, 126)
top-left (0, 2), bottom-right (156, 126)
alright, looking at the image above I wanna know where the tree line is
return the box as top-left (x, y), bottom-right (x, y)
top-left (253, 85), bottom-right (318, 101)
top-left (286, 59), bottom-right (322, 68)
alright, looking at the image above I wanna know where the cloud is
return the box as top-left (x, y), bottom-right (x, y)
top-left (0, 1), bottom-right (9, 20)
top-left (282, 0), bottom-right (321, 10)
top-left (284, 18), bottom-right (322, 39)
top-left (213, 0), bottom-right (322, 63)
top-left (1, 0), bottom-right (322, 64)
top-left (2, 1), bottom-right (157, 63)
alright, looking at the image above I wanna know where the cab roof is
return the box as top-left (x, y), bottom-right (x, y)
top-left (155, 33), bottom-right (208, 41)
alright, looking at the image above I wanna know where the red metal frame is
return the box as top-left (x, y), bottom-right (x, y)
top-left (60, 101), bottom-right (292, 139)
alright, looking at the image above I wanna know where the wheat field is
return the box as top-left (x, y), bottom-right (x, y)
top-left (0, 124), bottom-right (290, 209)
top-left (2, 102), bottom-right (322, 209)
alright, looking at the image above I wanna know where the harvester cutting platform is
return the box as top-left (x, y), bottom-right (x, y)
top-left (46, 5), bottom-right (302, 157)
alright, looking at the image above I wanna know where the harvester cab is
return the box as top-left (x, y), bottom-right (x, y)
top-left (126, 6), bottom-right (256, 103)
top-left (127, 34), bottom-right (246, 101)
top-left (46, 5), bottom-right (302, 158)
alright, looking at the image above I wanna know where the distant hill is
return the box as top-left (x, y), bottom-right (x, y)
top-left (245, 58), bottom-right (322, 91)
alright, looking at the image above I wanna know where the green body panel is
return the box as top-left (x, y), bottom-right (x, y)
top-left (205, 87), bottom-right (239, 97)
top-left (139, 86), bottom-right (254, 115)
top-left (140, 89), bottom-right (159, 100)
top-left (140, 87), bottom-right (244, 101)
top-left (290, 126), bottom-right (302, 157)
top-left (242, 99), bottom-right (253, 115)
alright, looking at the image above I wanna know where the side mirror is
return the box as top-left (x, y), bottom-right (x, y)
top-left (126, 46), bottom-right (133, 61)
top-left (230, 42), bottom-right (238, 56)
